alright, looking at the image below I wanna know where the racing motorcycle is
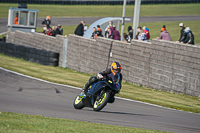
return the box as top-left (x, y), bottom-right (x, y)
top-left (73, 73), bottom-right (121, 111)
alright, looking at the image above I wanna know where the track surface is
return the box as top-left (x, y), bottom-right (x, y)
top-left (0, 15), bottom-right (200, 33)
top-left (0, 68), bottom-right (200, 133)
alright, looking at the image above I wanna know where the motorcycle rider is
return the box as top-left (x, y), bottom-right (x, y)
top-left (81, 62), bottom-right (122, 96)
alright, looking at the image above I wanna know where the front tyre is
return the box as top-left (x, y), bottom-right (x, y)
top-left (73, 94), bottom-right (84, 109)
top-left (93, 90), bottom-right (110, 111)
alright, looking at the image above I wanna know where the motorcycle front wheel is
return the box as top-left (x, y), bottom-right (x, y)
top-left (73, 94), bottom-right (84, 109)
top-left (93, 90), bottom-right (110, 111)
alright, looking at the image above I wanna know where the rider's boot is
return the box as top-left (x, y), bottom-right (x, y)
top-left (79, 82), bottom-right (90, 98)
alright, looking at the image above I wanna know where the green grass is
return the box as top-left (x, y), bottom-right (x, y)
top-left (37, 20), bottom-right (200, 44)
top-left (0, 53), bottom-right (200, 113)
top-left (0, 33), bottom-right (6, 38)
top-left (0, 112), bottom-right (169, 133)
top-left (0, 3), bottom-right (200, 18)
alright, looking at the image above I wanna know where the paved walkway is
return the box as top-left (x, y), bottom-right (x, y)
top-left (1, 15), bottom-right (200, 33)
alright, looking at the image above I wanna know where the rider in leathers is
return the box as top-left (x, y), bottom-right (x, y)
top-left (82, 62), bottom-right (122, 94)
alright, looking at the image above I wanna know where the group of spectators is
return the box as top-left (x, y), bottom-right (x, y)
top-left (156, 23), bottom-right (194, 45)
top-left (104, 21), bottom-right (121, 40)
top-left (91, 25), bottom-right (103, 39)
top-left (41, 16), bottom-right (63, 37)
top-left (123, 26), bottom-right (150, 42)
top-left (90, 21), bottom-right (121, 40)
top-left (73, 20), bottom-right (194, 45)
top-left (123, 22), bottom-right (194, 45)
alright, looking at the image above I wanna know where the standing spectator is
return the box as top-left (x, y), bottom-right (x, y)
top-left (42, 16), bottom-right (51, 29)
top-left (82, 21), bottom-right (87, 34)
top-left (110, 26), bottom-right (121, 41)
top-left (55, 24), bottom-right (63, 35)
top-left (181, 27), bottom-right (194, 45)
top-left (105, 27), bottom-right (110, 38)
top-left (123, 33), bottom-right (129, 42)
top-left (42, 24), bottom-right (48, 34)
top-left (47, 27), bottom-right (53, 36)
top-left (105, 21), bottom-right (113, 38)
top-left (51, 26), bottom-right (57, 37)
top-left (143, 26), bottom-right (150, 40)
top-left (178, 23), bottom-right (186, 42)
top-left (157, 25), bottom-right (172, 41)
top-left (127, 26), bottom-right (133, 42)
top-left (91, 27), bottom-right (97, 39)
top-left (14, 13), bottom-right (18, 25)
top-left (74, 21), bottom-right (84, 36)
top-left (137, 26), bottom-right (148, 42)
top-left (96, 25), bottom-right (103, 37)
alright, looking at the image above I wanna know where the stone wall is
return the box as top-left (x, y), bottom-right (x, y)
top-left (6, 31), bottom-right (200, 96)
top-left (6, 30), bottom-right (65, 66)
top-left (66, 34), bottom-right (200, 97)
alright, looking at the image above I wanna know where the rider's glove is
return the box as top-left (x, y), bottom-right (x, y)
top-left (97, 73), bottom-right (103, 79)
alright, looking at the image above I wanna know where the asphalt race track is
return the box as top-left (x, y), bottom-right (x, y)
top-left (1, 15), bottom-right (200, 33)
top-left (0, 68), bottom-right (200, 133)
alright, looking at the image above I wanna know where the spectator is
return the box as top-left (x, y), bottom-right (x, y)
top-left (42, 24), bottom-right (48, 34)
top-left (178, 23), bottom-right (186, 42)
top-left (14, 13), bottom-right (18, 25)
top-left (127, 26), bottom-right (133, 42)
top-left (52, 26), bottom-right (57, 37)
top-left (105, 21), bottom-right (113, 38)
top-left (91, 27), bottom-right (97, 39)
top-left (123, 33), bottom-right (129, 42)
top-left (110, 26), bottom-right (120, 41)
top-left (157, 25), bottom-right (172, 41)
top-left (82, 21), bottom-right (87, 34)
top-left (181, 27), bottom-right (194, 45)
top-left (96, 25), bottom-right (103, 37)
top-left (143, 26), bottom-right (150, 40)
top-left (137, 26), bottom-right (148, 41)
top-left (56, 24), bottom-right (63, 35)
top-left (105, 27), bottom-right (110, 38)
top-left (42, 16), bottom-right (51, 29)
top-left (47, 27), bottom-right (53, 36)
top-left (74, 21), bottom-right (84, 36)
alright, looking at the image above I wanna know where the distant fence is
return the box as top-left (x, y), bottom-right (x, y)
top-left (5, 30), bottom-right (200, 97)
top-left (0, 0), bottom-right (200, 5)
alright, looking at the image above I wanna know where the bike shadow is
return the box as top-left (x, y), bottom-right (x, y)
top-left (90, 110), bottom-right (158, 117)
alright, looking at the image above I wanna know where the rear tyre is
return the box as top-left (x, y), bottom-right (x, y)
top-left (93, 90), bottom-right (110, 111)
top-left (73, 94), bottom-right (84, 109)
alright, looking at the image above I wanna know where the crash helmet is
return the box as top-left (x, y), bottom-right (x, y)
top-left (111, 62), bottom-right (122, 75)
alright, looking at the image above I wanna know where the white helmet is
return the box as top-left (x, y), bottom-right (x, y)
top-left (179, 23), bottom-right (184, 27)
top-left (184, 27), bottom-right (190, 33)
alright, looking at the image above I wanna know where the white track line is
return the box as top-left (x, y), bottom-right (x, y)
top-left (0, 66), bottom-right (198, 114)
top-left (0, 32), bottom-right (7, 36)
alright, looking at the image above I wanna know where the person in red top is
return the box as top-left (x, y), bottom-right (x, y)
top-left (14, 13), bottom-right (18, 25)
top-left (143, 26), bottom-right (150, 40)
top-left (47, 27), bottom-right (53, 36)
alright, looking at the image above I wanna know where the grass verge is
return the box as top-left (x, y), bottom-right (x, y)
top-left (0, 112), bottom-right (169, 133)
top-left (36, 20), bottom-right (200, 44)
top-left (0, 3), bottom-right (200, 18)
top-left (0, 53), bottom-right (200, 113)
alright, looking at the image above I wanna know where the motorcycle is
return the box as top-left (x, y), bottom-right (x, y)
top-left (73, 73), bottom-right (121, 111)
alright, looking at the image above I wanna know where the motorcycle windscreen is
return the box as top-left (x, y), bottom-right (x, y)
top-left (109, 73), bottom-right (120, 84)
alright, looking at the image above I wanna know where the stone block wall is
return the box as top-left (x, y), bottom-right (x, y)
top-left (66, 34), bottom-right (200, 97)
top-left (6, 31), bottom-right (65, 66)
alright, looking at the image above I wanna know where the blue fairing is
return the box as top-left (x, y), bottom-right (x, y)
top-left (87, 79), bottom-right (120, 96)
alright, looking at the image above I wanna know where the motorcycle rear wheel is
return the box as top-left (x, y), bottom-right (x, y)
top-left (73, 94), bottom-right (84, 109)
top-left (93, 90), bottom-right (110, 111)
